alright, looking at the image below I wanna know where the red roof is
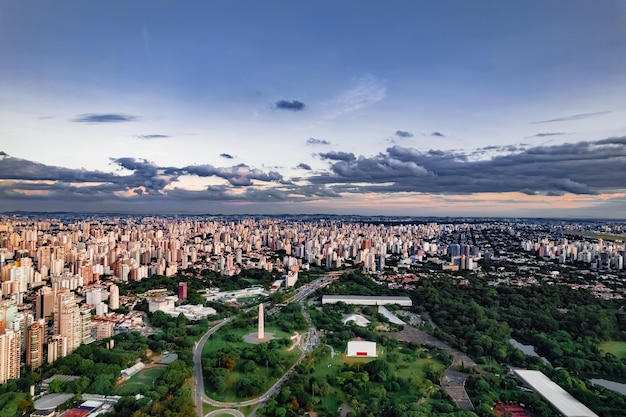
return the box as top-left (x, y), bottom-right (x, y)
top-left (63, 409), bottom-right (90, 417)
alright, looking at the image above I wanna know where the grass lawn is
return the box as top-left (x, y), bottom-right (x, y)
top-left (117, 365), bottom-right (166, 395)
top-left (310, 343), bottom-right (444, 409)
top-left (391, 346), bottom-right (444, 381)
top-left (599, 341), bottom-right (626, 360)
top-left (202, 323), bottom-right (302, 402)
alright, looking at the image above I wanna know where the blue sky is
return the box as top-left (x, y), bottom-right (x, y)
top-left (1, 1), bottom-right (626, 217)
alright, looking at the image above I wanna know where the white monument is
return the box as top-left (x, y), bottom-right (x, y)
top-left (258, 303), bottom-right (265, 340)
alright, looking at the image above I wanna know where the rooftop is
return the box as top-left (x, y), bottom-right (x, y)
top-left (513, 369), bottom-right (599, 417)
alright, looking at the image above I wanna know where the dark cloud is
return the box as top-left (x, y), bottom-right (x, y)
top-left (275, 100), bottom-right (306, 111)
top-left (532, 111), bottom-right (611, 124)
top-left (3, 137), bottom-right (626, 213)
top-left (0, 151), bottom-right (7, 157)
top-left (171, 163), bottom-right (283, 187)
top-left (431, 132), bottom-right (445, 137)
top-left (220, 153), bottom-right (234, 159)
top-left (318, 151), bottom-right (356, 162)
top-left (73, 113), bottom-right (139, 123)
top-left (525, 132), bottom-right (566, 138)
top-left (306, 138), bottom-right (331, 146)
top-left (164, 186), bottom-right (291, 202)
top-left (135, 134), bottom-right (170, 139)
top-left (307, 137), bottom-right (626, 196)
top-left (395, 130), bottom-right (413, 138)
top-left (0, 153), bottom-right (288, 205)
top-left (0, 155), bottom-right (118, 183)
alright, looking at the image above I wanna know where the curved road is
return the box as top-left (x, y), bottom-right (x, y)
top-left (205, 409), bottom-right (244, 417)
top-left (194, 273), bottom-right (341, 416)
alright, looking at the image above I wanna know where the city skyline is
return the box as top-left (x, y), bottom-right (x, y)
top-left (1, 1), bottom-right (626, 218)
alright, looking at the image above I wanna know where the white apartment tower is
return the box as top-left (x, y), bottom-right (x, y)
top-left (109, 284), bottom-right (119, 310)
top-left (0, 330), bottom-right (21, 384)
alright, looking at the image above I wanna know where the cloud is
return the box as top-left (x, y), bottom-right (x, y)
top-left (532, 111), bottom-right (611, 124)
top-left (0, 152), bottom-right (289, 203)
top-left (306, 138), bottom-right (331, 146)
top-left (135, 134), bottom-right (170, 140)
top-left (171, 163), bottom-right (283, 187)
top-left (431, 132), bottom-right (445, 137)
top-left (318, 151), bottom-right (356, 162)
top-left (275, 100), bottom-right (306, 111)
top-left (220, 153), bottom-right (234, 159)
top-left (323, 74), bottom-right (386, 120)
top-left (73, 113), bottom-right (139, 123)
top-left (0, 151), bottom-right (7, 157)
top-left (3, 137), bottom-right (625, 214)
top-left (525, 132), bottom-right (566, 138)
top-left (395, 130), bottom-right (413, 138)
top-left (307, 137), bottom-right (626, 196)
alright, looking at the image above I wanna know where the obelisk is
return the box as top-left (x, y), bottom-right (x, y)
top-left (258, 303), bottom-right (265, 340)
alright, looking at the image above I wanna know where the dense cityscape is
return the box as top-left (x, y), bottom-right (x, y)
top-left (0, 213), bottom-right (625, 416)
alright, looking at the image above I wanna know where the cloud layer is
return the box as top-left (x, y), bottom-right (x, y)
top-left (1, 137), bottom-right (625, 214)
top-left (308, 137), bottom-right (626, 196)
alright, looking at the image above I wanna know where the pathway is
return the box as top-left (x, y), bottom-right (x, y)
top-left (390, 326), bottom-right (476, 411)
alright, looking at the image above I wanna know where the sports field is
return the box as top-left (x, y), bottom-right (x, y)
top-left (117, 365), bottom-right (167, 395)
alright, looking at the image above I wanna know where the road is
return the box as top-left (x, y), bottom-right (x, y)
top-left (194, 272), bottom-right (342, 416)
top-left (194, 317), bottom-right (235, 417)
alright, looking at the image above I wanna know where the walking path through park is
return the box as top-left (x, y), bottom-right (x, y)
top-left (390, 325), bottom-right (476, 411)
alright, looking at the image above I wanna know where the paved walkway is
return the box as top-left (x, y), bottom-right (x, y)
top-left (390, 326), bottom-right (476, 411)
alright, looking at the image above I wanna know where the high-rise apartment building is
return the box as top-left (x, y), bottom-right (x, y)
top-left (26, 320), bottom-right (44, 370)
top-left (92, 321), bottom-right (114, 341)
top-left (47, 335), bottom-right (67, 364)
top-left (0, 330), bottom-right (21, 384)
top-left (35, 286), bottom-right (54, 320)
top-left (55, 289), bottom-right (81, 354)
top-left (108, 284), bottom-right (119, 310)
top-left (80, 308), bottom-right (94, 345)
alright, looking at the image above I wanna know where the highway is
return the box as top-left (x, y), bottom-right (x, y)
top-left (193, 272), bottom-right (342, 416)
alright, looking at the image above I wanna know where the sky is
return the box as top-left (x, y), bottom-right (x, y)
top-left (1, 1), bottom-right (626, 218)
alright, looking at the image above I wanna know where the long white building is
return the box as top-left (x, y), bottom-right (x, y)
top-left (322, 295), bottom-right (412, 306)
top-left (513, 369), bottom-right (599, 417)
